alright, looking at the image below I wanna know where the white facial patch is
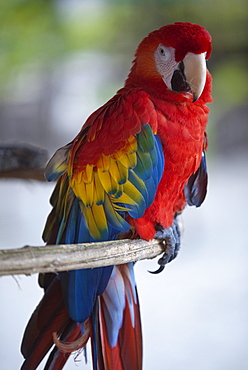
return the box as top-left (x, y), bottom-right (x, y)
top-left (154, 44), bottom-right (178, 89)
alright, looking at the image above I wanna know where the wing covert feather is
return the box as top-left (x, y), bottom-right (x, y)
top-left (43, 89), bottom-right (164, 245)
top-left (42, 89), bottom-right (164, 329)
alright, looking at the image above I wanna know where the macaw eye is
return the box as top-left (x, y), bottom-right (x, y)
top-left (159, 47), bottom-right (165, 56)
top-left (156, 44), bottom-right (171, 61)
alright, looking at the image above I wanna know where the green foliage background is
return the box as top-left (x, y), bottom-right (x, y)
top-left (1, 0), bottom-right (247, 78)
top-left (0, 0), bottom-right (247, 152)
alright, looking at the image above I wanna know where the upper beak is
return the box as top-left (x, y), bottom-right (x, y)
top-left (183, 52), bottom-right (207, 102)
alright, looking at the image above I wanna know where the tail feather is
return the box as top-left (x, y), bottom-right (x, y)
top-left (44, 322), bottom-right (83, 370)
top-left (21, 277), bottom-right (71, 370)
top-left (117, 289), bottom-right (142, 369)
top-left (21, 265), bottom-right (142, 370)
top-left (94, 263), bottom-right (142, 370)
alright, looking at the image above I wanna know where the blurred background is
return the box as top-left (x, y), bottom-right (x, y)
top-left (0, 0), bottom-right (247, 369)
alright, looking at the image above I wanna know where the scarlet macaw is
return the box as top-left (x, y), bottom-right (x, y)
top-left (21, 22), bottom-right (212, 369)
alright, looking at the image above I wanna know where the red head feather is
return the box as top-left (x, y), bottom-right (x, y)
top-left (125, 22), bottom-right (212, 100)
top-left (136, 22), bottom-right (212, 62)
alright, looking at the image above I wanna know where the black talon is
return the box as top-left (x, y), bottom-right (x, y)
top-left (149, 217), bottom-right (181, 274)
top-left (149, 265), bottom-right (165, 274)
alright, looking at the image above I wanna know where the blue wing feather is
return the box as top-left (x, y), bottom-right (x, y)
top-left (184, 151), bottom-right (208, 207)
top-left (66, 267), bottom-right (113, 323)
top-left (43, 123), bottom-right (164, 331)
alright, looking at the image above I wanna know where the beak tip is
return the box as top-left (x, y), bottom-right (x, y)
top-left (192, 93), bottom-right (199, 103)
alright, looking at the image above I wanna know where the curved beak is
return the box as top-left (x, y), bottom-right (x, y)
top-left (183, 52), bottom-right (207, 102)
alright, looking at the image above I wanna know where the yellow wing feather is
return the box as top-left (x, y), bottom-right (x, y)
top-left (67, 121), bottom-right (159, 240)
top-left (109, 158), bottom-right (128, 185)
top-left (81, 203), bottom-right (108, 240)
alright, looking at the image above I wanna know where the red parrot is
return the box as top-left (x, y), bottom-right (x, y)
top-left (21, 22), bottom-right (212, 370)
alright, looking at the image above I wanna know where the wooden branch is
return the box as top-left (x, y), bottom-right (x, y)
top-left (0, 145), bottom-right (165, 275)
top-left (0, 168), bottom-right (46, 181)
top-left (0, 239), bottom-right (165, 276)
top-left (0, 144), bottom-right (48, 181)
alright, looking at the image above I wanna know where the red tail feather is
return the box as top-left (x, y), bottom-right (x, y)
top-left (21, 277), bottom-right (71, 370)
top-left (44, 323), bottom-right (84, 370)
top-left (97, 265), bottom-right (142, 370)
top-left (21, 268), bottom-right (142, 370)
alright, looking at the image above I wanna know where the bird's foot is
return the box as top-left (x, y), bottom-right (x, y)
top-left (150, 218), bottom-right (181, 274)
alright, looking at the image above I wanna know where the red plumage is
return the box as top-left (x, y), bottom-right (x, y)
top-left (132, 72), bottom-right (212, 239)
top-left (21, 22), bottom-right (212, 370)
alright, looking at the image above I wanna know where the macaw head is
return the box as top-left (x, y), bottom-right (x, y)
top-left (126, 22), bottom-right (212, 102)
